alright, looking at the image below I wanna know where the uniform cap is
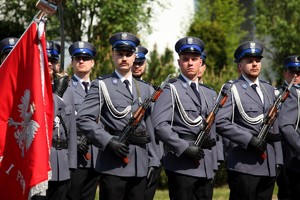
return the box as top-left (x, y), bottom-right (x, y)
top-left (200, 50), bottom-right (207, 63)
top-left (283, 55), bottom-right (300, 70)
top-left (68, 41), bottom-right (96, 58)
top-left (175, 36), bottom-right (205, 55)
top-left (46, 40), bottom-right (61, 60)
top-left (0, 37), bottom-right (18, 57)
top-left (135, 46), bottom-right (148, 63)
top-left (234, 41), bottom-right (263, 62)
top-left (109, 32), bottom-right (140, 52)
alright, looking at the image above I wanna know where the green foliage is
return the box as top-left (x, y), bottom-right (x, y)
top-left (254, 0), bottom-right (300, 85)
top-left (187, 0), bottom-right (245, 91)
top-left (145, 45), bottom-right (178, 86)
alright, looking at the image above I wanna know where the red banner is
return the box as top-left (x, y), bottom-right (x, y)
top-left (0, 20), bottom-right (53, 199)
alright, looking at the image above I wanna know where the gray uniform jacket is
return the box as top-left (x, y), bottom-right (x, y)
top-left (70, 75), bottom-right (99, 168)
top-left (76, 72), bottom-right (159, 177)
top-left (152, 75), bottom-right (218, 178)
top-left (51, 88), bottom-right (77, 181)
top-left (215, 76), bottom-right (283, 177)
top-left (278, 84), bottom-right (300, 172)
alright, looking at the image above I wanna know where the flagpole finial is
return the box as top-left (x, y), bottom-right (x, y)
top-left (35, 0), bottom-right (62, 19)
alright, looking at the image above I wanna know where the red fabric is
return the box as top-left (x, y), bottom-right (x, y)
top-left (0, 21), bottom-right (53, 200)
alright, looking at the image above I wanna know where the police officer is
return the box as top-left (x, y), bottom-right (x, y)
top-left (33, 41), bottom-right (77, 200)
top-left (196, 50), bottom-right (224, 196)
top-left (46, 40), bottom-right (61, 79)
top-left (132, 46), bottom-right (148, 79)
top-left (76, 32), bottom-right (158, 200)
top-left (197, 50), bottom-right (207, 84)
top-left (215, 41), bottom-right (283, 200)
top-left (0, 37), bottom-right (18, 64)
top-left (131, 45), bottom-right (163, 200)
top-left (152, 36), bottom-right (218, 200)
top-left (66, 41), bottom-right (100, 200)
top-left (278, 55), bottom-right (300, 200)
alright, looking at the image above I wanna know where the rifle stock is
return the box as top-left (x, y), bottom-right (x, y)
top-left (194, 83), bottom-right (232, 167)
top-left (258, 76), bottom-right (295, 159)
top-left (118, 75), bottom-right (171, 164)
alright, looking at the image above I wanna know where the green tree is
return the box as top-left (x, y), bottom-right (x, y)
top-left (254, 0), bottom-right (300, 85)
top-left (0, 0), bottom-right (159, 79)
top-left (187, 0), bottom-right (247, 91)
top-left (145, 45), bottom-right (178, 86)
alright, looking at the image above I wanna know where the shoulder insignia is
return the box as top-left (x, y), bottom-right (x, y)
top-left (101, 74), bottom-right (111, 79)
top-left (168, 78), bottom-right (177, 83)
top-left (134, 78), bottom-right (154, 88)
top-left (227, 79), bottom-right (238, 84)
top-left (260, 79), bottom-right (272, 85)
top-left (199, 83), bottom-right (215, 91)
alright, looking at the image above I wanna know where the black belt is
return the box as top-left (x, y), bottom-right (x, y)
top-left (105, 126), bottom-right (151, 145)
top-left (179, 134), bottom-right (198, 141)
top-left (52, 139), bottom-right (68, 150)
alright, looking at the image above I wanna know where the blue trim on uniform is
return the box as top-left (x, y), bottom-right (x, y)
top-left (236, 48), bottom-right (262, 61)
top-left (136, 52), bottom-right (146, 59)
top-left (285, 62), bottom-right (300, 68)
top-left (179, 44), bottom-right (202, 53)
top-left (112, 40), bottom-right (137, 48)
top-left (72, 48), bottom-right (94, 57)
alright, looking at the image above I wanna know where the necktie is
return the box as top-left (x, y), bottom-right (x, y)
top-left (191, 82), bottom-right (201, 104)
top-left (82, 81), bottom-right (89, 94)
top-left (251, 84), bottom-right (261, 100)
top-left (124, 80), bottom-right (132, 96)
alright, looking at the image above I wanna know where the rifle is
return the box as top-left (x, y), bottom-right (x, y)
top-left (119, 74), bottom-right (171, 164)
top-left (258, 76), bottom-right (295, 160)
top-left (194, 82), bottom-right (232, 167)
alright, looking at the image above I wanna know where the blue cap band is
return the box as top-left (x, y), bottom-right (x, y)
top-left (112, 40), bottom-right (137, 48)
top-left (285, 62), bottom-right (300, 68)
top-left (73, 48), bottom-right (94, 57)
top-left (47, 49), bottom-right (59, 56)
top-left (1, 45), bottom-right (14, 53)
top-left (136, 52), bottom-right (146, 59)
top-left (236, 48), bottom-right (262, 61)
top-left (179, 44), bottom-right (202, 53)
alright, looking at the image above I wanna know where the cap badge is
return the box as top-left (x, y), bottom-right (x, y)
top-left (250, 42), bottom-right (256, 53)
top-left (78, 42), bottom-right (84, 48)
top-left (121, 33), bottom-right (128, 40)
top-left (8, 38), bottom-right (15, 45)
top-left (187, 37), bottom-right (193, 44)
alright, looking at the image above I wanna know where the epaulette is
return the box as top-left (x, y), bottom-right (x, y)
top-left (199, 83), bottom-right (214, 91)
top-left (134, 78), bottom-right (155, 88)
top-left (168, 78), bottom-right (177, 83)
top-left (95, 76), bottom-right (103, 81)
top-left (227, 79), bottom-right (238, 84)
top-left (260, 79), bottom-right (272, 85)
top-left (101, 74), bottom-right (111, 79)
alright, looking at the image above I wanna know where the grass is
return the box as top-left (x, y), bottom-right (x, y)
top-left (95, 184), bottom-right (279, 200)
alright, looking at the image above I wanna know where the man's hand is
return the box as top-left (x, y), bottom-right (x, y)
top-left (248, 136), bottom-right (267, 154)
top-left (146, 166), bottom-right (157, 188)
top-left (77, 135), bottom-right (89, 155)
top-left (183, 145), bottom-right (205, 160)
top-left (202, 137), bottom-right (216, 149)
top-left (266, 132), bottom-right (282, 143)
top-left (107, 138), bottom-right (129, 158)
top-left (53, 74), bottom-right (69, 98)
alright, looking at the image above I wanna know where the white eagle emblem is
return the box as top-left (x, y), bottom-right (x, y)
top-left (8, 90), bottom-right (40, 157)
